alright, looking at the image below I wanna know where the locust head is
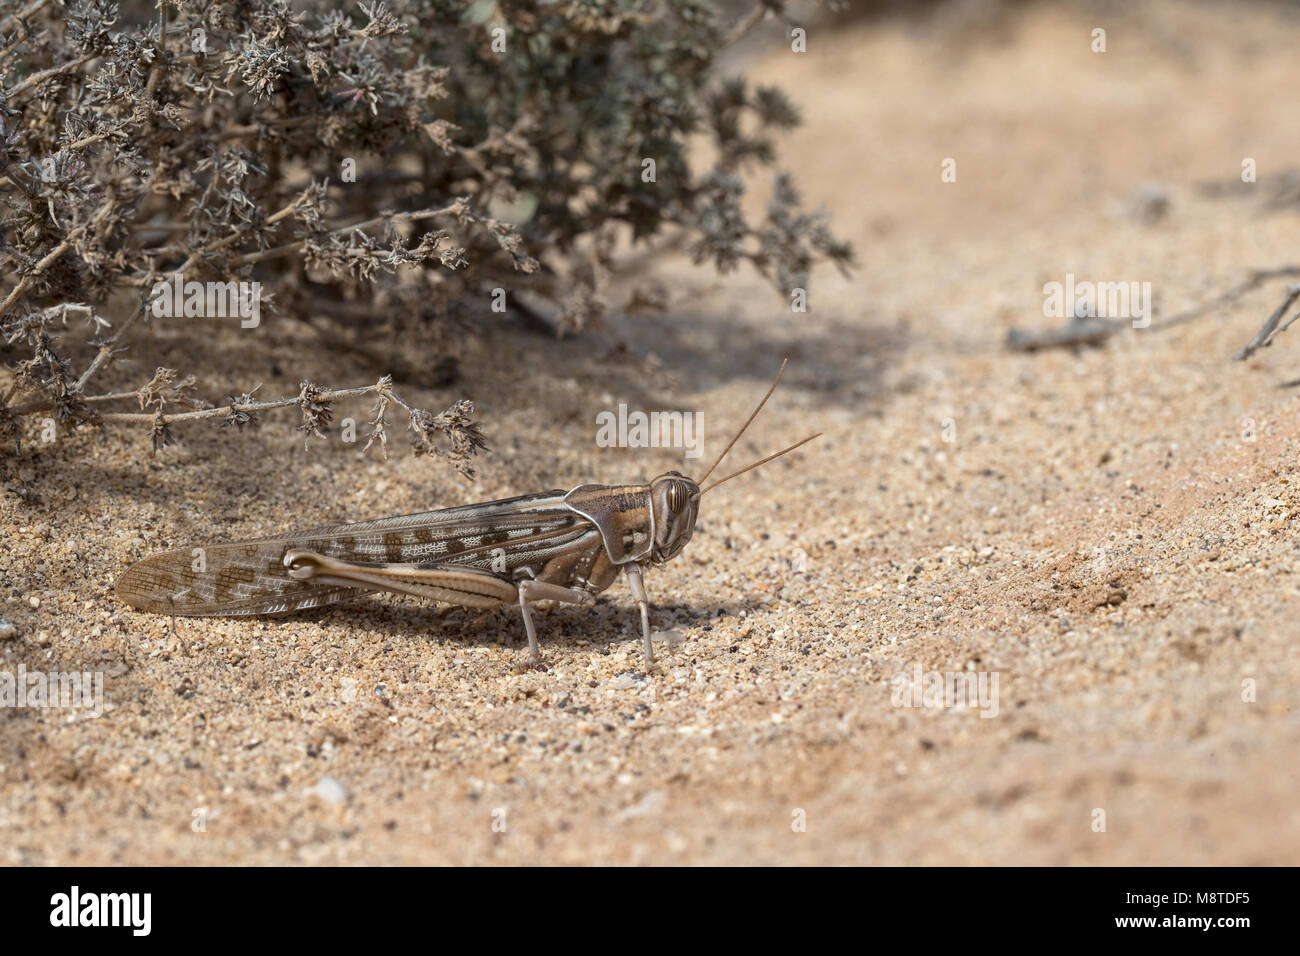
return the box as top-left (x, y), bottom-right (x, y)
top-left (649, 471), bottom-right (701, 564)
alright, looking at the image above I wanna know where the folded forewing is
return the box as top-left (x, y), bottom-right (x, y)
top-left (114, 490), bottom-right (589, 616)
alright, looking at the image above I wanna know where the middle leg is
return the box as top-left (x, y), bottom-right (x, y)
top-left (623, 563), bottom-right (655, 665)
top-left (516, 579), bottom-right (595, 661)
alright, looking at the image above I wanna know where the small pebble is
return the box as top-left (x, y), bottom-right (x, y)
top-left (306, 777), bottom-right (348, 805)
top-left (652, 629), bottom-right (686, 645)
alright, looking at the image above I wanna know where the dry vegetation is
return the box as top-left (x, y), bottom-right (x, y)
top-left (0, 0), bottom-right (849, 468)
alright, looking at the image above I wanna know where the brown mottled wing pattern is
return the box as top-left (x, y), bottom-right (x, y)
top-left (114, 490), bottom-right (593, 616)
top-left (114, 538), bottom-right (367, 616)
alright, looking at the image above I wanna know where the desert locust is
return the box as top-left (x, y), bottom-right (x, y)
top-left (116, 362), bottom-right (818, 663)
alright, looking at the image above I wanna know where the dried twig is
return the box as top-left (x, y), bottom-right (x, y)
top-left (1006, 315), bottom-right (1121, 353)
top-left (722, 5), bottom-right (771, 49)
top-left (3, 372), bottom-right (488, 477)
top-left (1154, 266), bottom-right (1300, 331)
top-left (1235, 283), bottom-right (1300, 361)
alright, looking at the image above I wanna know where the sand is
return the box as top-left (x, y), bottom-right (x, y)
top-left (2, 1), bottom-right (1299, 864)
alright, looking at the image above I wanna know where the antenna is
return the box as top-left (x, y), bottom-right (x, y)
top-left (697, 358), bottom-right (788, 486)
top-left (700, 433), bottom-right (822, 495)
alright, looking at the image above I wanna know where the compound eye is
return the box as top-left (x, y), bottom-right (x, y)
top-left (667, 482), bottom-right (686, 512)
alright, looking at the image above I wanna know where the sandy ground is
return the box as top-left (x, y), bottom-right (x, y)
top-left (3, 1), bottom-right (1300, 865)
